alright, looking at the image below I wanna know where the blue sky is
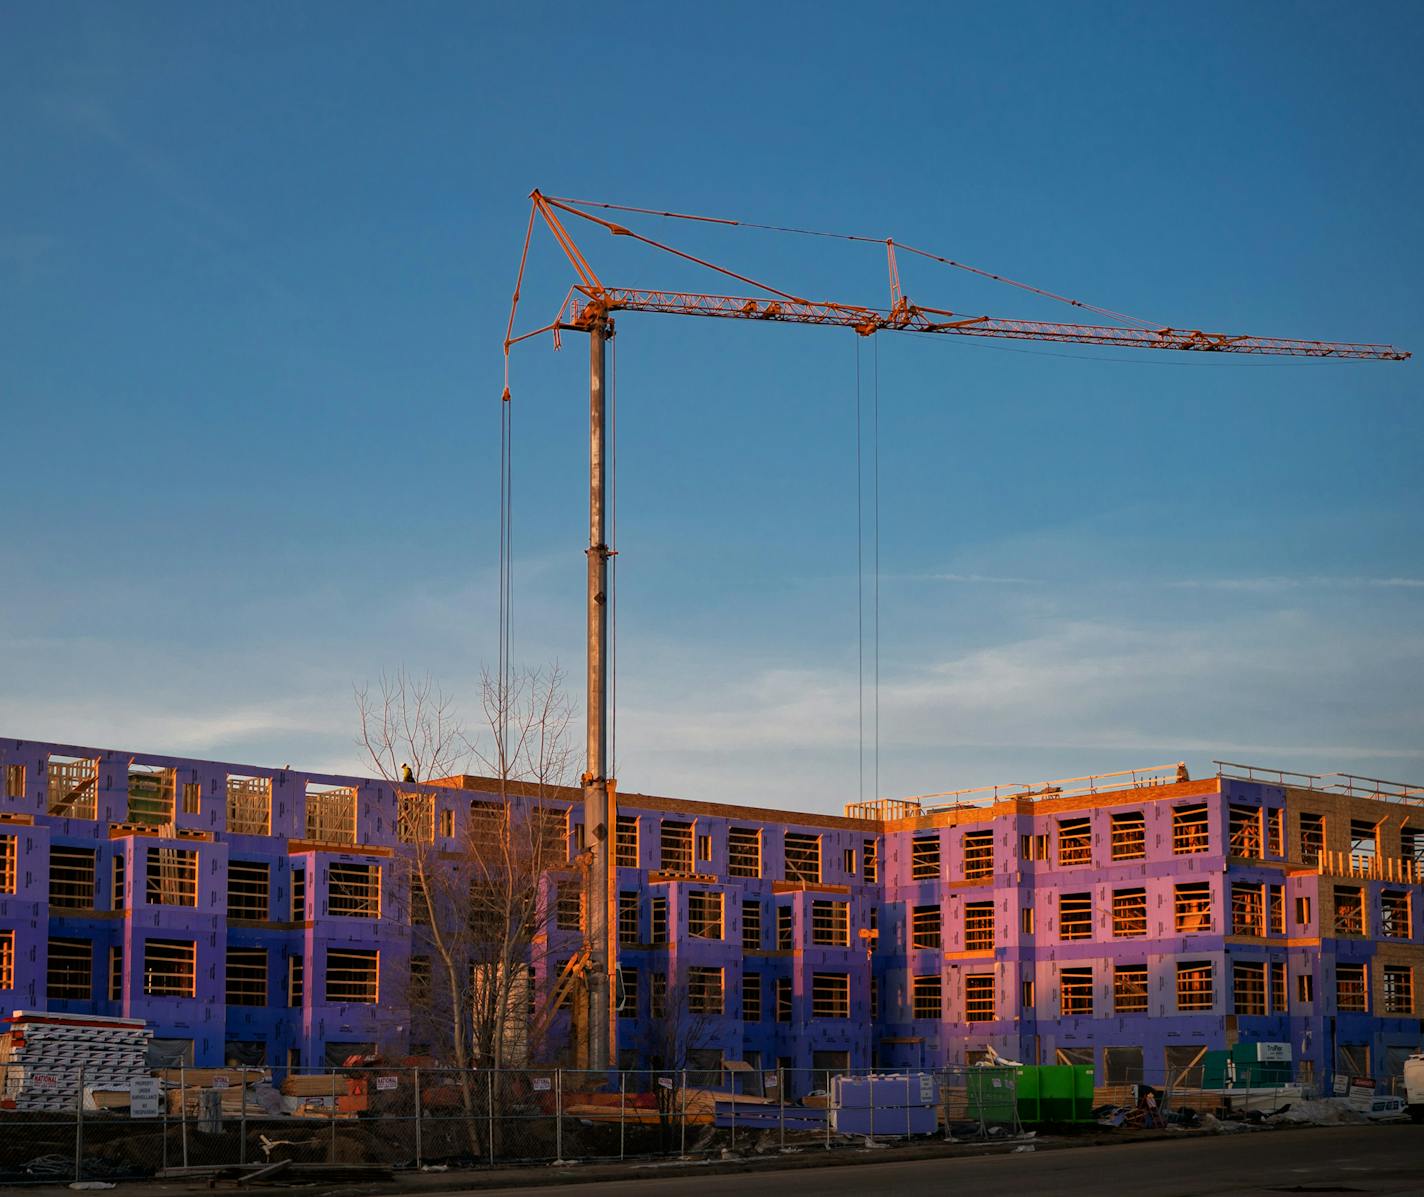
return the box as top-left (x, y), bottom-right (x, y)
top-left (2, 2), bottom-right (1421, 811)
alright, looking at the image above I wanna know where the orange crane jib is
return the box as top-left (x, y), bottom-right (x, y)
top-left (506, 190), bottom-right (1410, 364)
top-left (570, 288), bottom-right (1408, 359)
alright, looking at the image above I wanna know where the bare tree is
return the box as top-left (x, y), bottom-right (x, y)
top-left (355, 667), bottom-right (471, 783)
top-left (628, 975), bottom-right (719, 1147)
top-left (356, 663), bottom-right (578, 1156)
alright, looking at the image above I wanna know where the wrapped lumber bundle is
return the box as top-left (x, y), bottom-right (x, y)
top-left (158, 1067), bottom-right (270, 1116)
top-left (0, 1011), bottom-right (152, 1112)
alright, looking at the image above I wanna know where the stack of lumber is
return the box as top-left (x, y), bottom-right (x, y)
top-left (158, 1067), bottom-right (269, 1116)
top-left (0, 1011), bottom-right (152, 1112)
top-left (280, 1073), bottom-right (348, 1099)
top-left (280, 1072), bottom-right (354, 1118)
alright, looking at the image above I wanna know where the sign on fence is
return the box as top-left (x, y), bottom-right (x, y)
top-left (212, 1076), bottom-right (229, 1090)
top-left (129, 1077), bottom-right (162, 1118)
top-left (376, 1076), bottom-right (399, 1091)
top-left (30, 1073), bottom-right (59, 1091)
top-left (533, 1077), bottom-right (552, 1092)
top-left (657, 1076), bottom-right (673, 1090)
top-left (919, 1074), bottom-right (935, 1103)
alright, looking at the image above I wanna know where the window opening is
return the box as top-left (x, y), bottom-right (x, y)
top-left (811, 972), bottom-right (849, 1018)
top-left (306, 785), bottom-right (357, 844)
top-left (48, 937), bottom-right (92, 999)
top-left (619, 891), bottom-right (640, 945)
top-left (1110, 811), bottom-right (1146, 861)
top-left (1176, 961), bottom-right (1213, 1011)
top-left (1174, 881), bottom-right (1213, 933)
top-left (810, 899), bottom-right (849, 946)
top-left (143, 938), bottom-right (196, 998)
top-left (728, 827), bottom-right (761, 877)
top-left (49, 846), bottom-right (96, 909)
top-left (227, 860), bottom-right (270, 921)
top-left (1172, 805), bottom-right (1210, 854)
top-left (912, 974), bottom-right (942, 1020)
top-left (226, 775), bottom-right (272, 836)
top-left (615, 815), bottom-right (639, 868)
top-left (1060, 967), bottom-right (1093, 1016)
top-left (962, 830), bottom-right (994, 879)
top-left (47, 755), bottom-right (98, 819)
top-left (1383, 965), bottom-right (1413, 1014)
top-left (964, 901), bottom-right (994, 951)
top-left (1382, 890), bottom-right (1411, 938)
top-left (1228, 805), bottom-right (1263, 858)
top-left (325, 948), bottom-right (379, 1003)
top-left (1112, 888), bottom-right (1147, 938)
top-left (1114, 964), bottom-right (1148, 1013)
top-left (688, 890), bottom-right (724, 938)
top-left (1334, 886), bottom-right (1365, 936)
top-left (1233, 961), bottom-right (1266, 1015)
top-left (1336, 963), bottom-right (1367, 1012)
top-left (784, 832), bottom-right (822, 883)
top-left (145, 847), bottom-right (198, 906)
top-left (910, 835), bottom-right (940, 879)
top-left (741, 898), bottom-right (761, 950)
top-left (660, 821), bottom-right (693, 872)
top-left (1231, 883), bottom-right (1264, 936)
top-left (1299, 813), bottom-right (1325, 866)
top-left (1059, 892), bottom-right (1092, 941)
top-left (1058, 817), bottom-right (1092, 867)
top-left (398, 792), bottom-right (435, 843)
top-left (964, 974), bottom-right (995, 1021)
top-left (226, 947), bottom-right (267, 1006)
top-left (688, 966), bottom-right (723, 1014)
top-left (911, 904), bottom-right (941, 950)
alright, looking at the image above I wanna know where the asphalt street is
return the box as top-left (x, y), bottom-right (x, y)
top-left (463, 1125), bottom-right (1424, 1197)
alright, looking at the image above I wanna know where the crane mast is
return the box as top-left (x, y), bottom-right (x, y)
top-left (503, 188), bottom-right (1409, 1074)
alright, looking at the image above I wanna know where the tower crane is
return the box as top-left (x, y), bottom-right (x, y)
top-left (503, 189), bottom-right (1410, 1074)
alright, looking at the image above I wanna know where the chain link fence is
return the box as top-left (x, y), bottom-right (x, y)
top-left (0, 1059), bottom-right (1329, 1183)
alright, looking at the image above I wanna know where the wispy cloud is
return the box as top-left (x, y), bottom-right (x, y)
top-left (1167, 576), bottom-right (1424, 592)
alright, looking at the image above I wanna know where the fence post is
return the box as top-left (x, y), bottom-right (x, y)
top-left (240, 1070), bottom-right (248, 1165)
top-left (824, 1069), bottom-right (831, 1150)
top-left (555, 1068), bottom-right (564, 1163)
top-left (778, 1066), bottom-right (785, 1152)
top-left (867, 1071), bottom-right (874, 1142)
top-left (680, 1068), bottom-right (687, 1158)
top-left (181, 1063), bottom-right (189, 1167)
top-left (413, 1068), bottom-right (422, 1170)
top-left (619, 1071), bottom-right (626, 1161)
top-left (74, 1062), bottom-right (85, 1183)
top-left (729, 1069), bottom-right (736, 1150)
top-left (329, 1067), bottom-right (337, 1163)
top-left (942, 1069), bottom-right (951, 1141)
top-left (905, 1072), bottom-right (912, 1139)
top-left (487, 1071), bottom-right (495, 1167)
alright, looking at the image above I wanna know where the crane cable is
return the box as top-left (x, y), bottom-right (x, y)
top-left (544, 194), bottom-right (1162, 330)
top-left (855, 338), bottom-right (863, 806)
top-left (854, 335), bottom-right (883, 806)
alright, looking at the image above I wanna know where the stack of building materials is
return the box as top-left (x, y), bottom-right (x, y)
top-left (158, 1066), bottom-right (269, 1116)
top-left (0, 1011), bottom-right (152, 1112)
top-left (280, 1072), bottom-right (357, 1117)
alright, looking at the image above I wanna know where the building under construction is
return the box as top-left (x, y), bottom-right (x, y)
top-left (1, 736), bottom-right (1420, 1091)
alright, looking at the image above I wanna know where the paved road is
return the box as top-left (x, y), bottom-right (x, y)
top-left (465, 1125), bottom-right (1424, 1196)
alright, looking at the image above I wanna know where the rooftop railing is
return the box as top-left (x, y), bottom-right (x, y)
top-left (846, 763), bottom-right (1187, 820)
top-left (1215, 761), bottom-right (1424, 807)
